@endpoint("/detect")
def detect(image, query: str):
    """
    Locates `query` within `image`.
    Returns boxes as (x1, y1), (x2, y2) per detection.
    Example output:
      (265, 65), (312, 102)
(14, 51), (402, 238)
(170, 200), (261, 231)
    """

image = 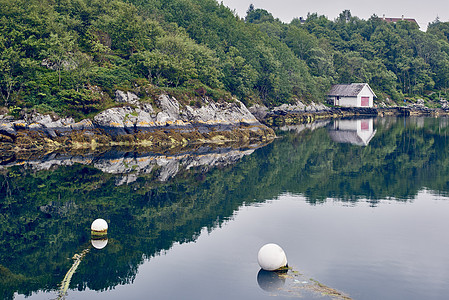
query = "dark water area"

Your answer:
(1, 116), (449, 300)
